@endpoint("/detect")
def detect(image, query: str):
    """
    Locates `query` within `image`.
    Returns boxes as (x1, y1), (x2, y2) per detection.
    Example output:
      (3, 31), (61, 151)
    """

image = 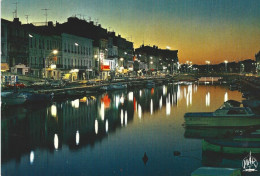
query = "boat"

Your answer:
(191, 167), (241, 176)
(146, 81), (155, 88)
(21, 92), (53, 103)
(202, 136), (260, 155)
(1, 92), (28, 106)
(184, 127), (252, 139)
(100, 83), (127, 91)
(242, 99), (260, 109)
(184, 100), (260, 127)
